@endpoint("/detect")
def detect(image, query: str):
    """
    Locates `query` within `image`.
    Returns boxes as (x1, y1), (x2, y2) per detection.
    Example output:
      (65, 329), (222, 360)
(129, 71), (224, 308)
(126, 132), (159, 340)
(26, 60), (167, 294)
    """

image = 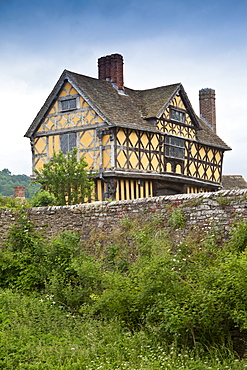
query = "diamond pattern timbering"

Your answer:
(78, 130), (101, 170)
(116, 128), (164, 172)
(116, 127), (223, 182)
(185, 142), (223, 182)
